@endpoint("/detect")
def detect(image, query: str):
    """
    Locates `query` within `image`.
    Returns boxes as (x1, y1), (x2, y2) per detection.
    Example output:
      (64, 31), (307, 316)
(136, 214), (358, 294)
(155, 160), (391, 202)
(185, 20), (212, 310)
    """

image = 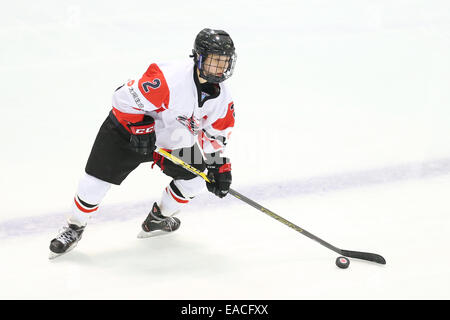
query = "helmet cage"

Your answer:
(194, 50), (237, 83)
